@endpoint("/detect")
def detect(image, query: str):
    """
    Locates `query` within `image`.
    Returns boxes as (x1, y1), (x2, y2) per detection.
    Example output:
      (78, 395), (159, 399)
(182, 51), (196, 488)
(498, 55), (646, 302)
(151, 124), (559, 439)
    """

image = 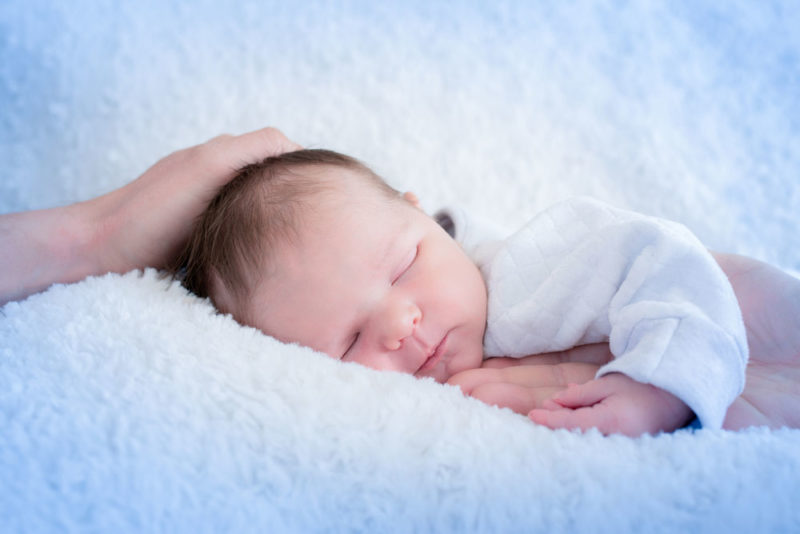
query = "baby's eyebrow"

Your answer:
(375, 238), (395, 271)
(375, 220), (411, 271)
